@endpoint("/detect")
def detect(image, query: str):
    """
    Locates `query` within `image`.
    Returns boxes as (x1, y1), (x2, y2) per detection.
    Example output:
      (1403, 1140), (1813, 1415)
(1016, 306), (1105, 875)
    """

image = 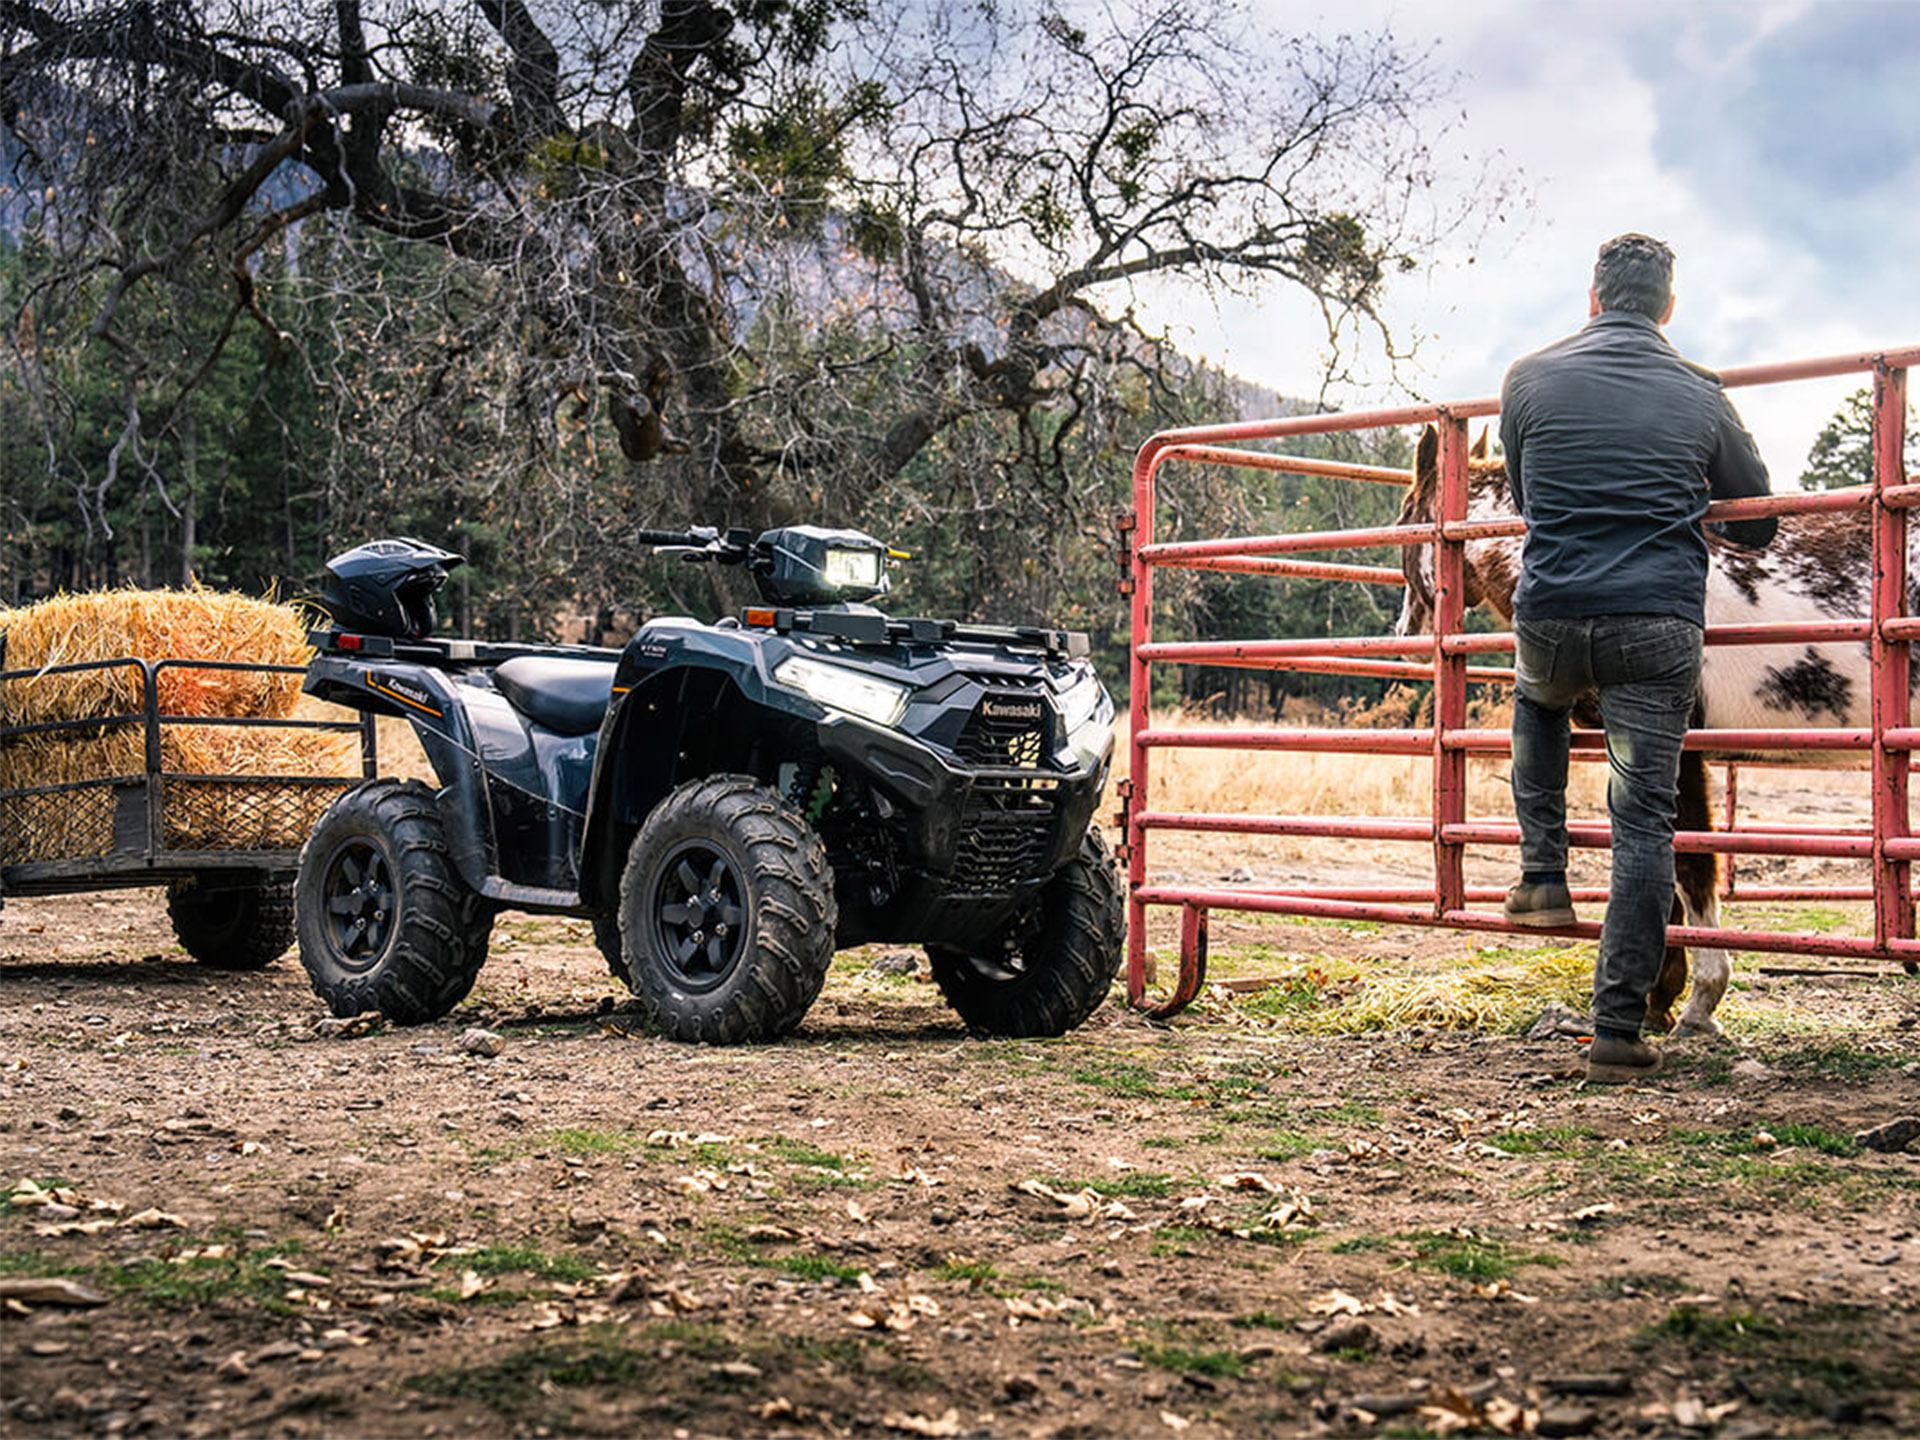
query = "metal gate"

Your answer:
(1120, 345), (1920, 1017)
